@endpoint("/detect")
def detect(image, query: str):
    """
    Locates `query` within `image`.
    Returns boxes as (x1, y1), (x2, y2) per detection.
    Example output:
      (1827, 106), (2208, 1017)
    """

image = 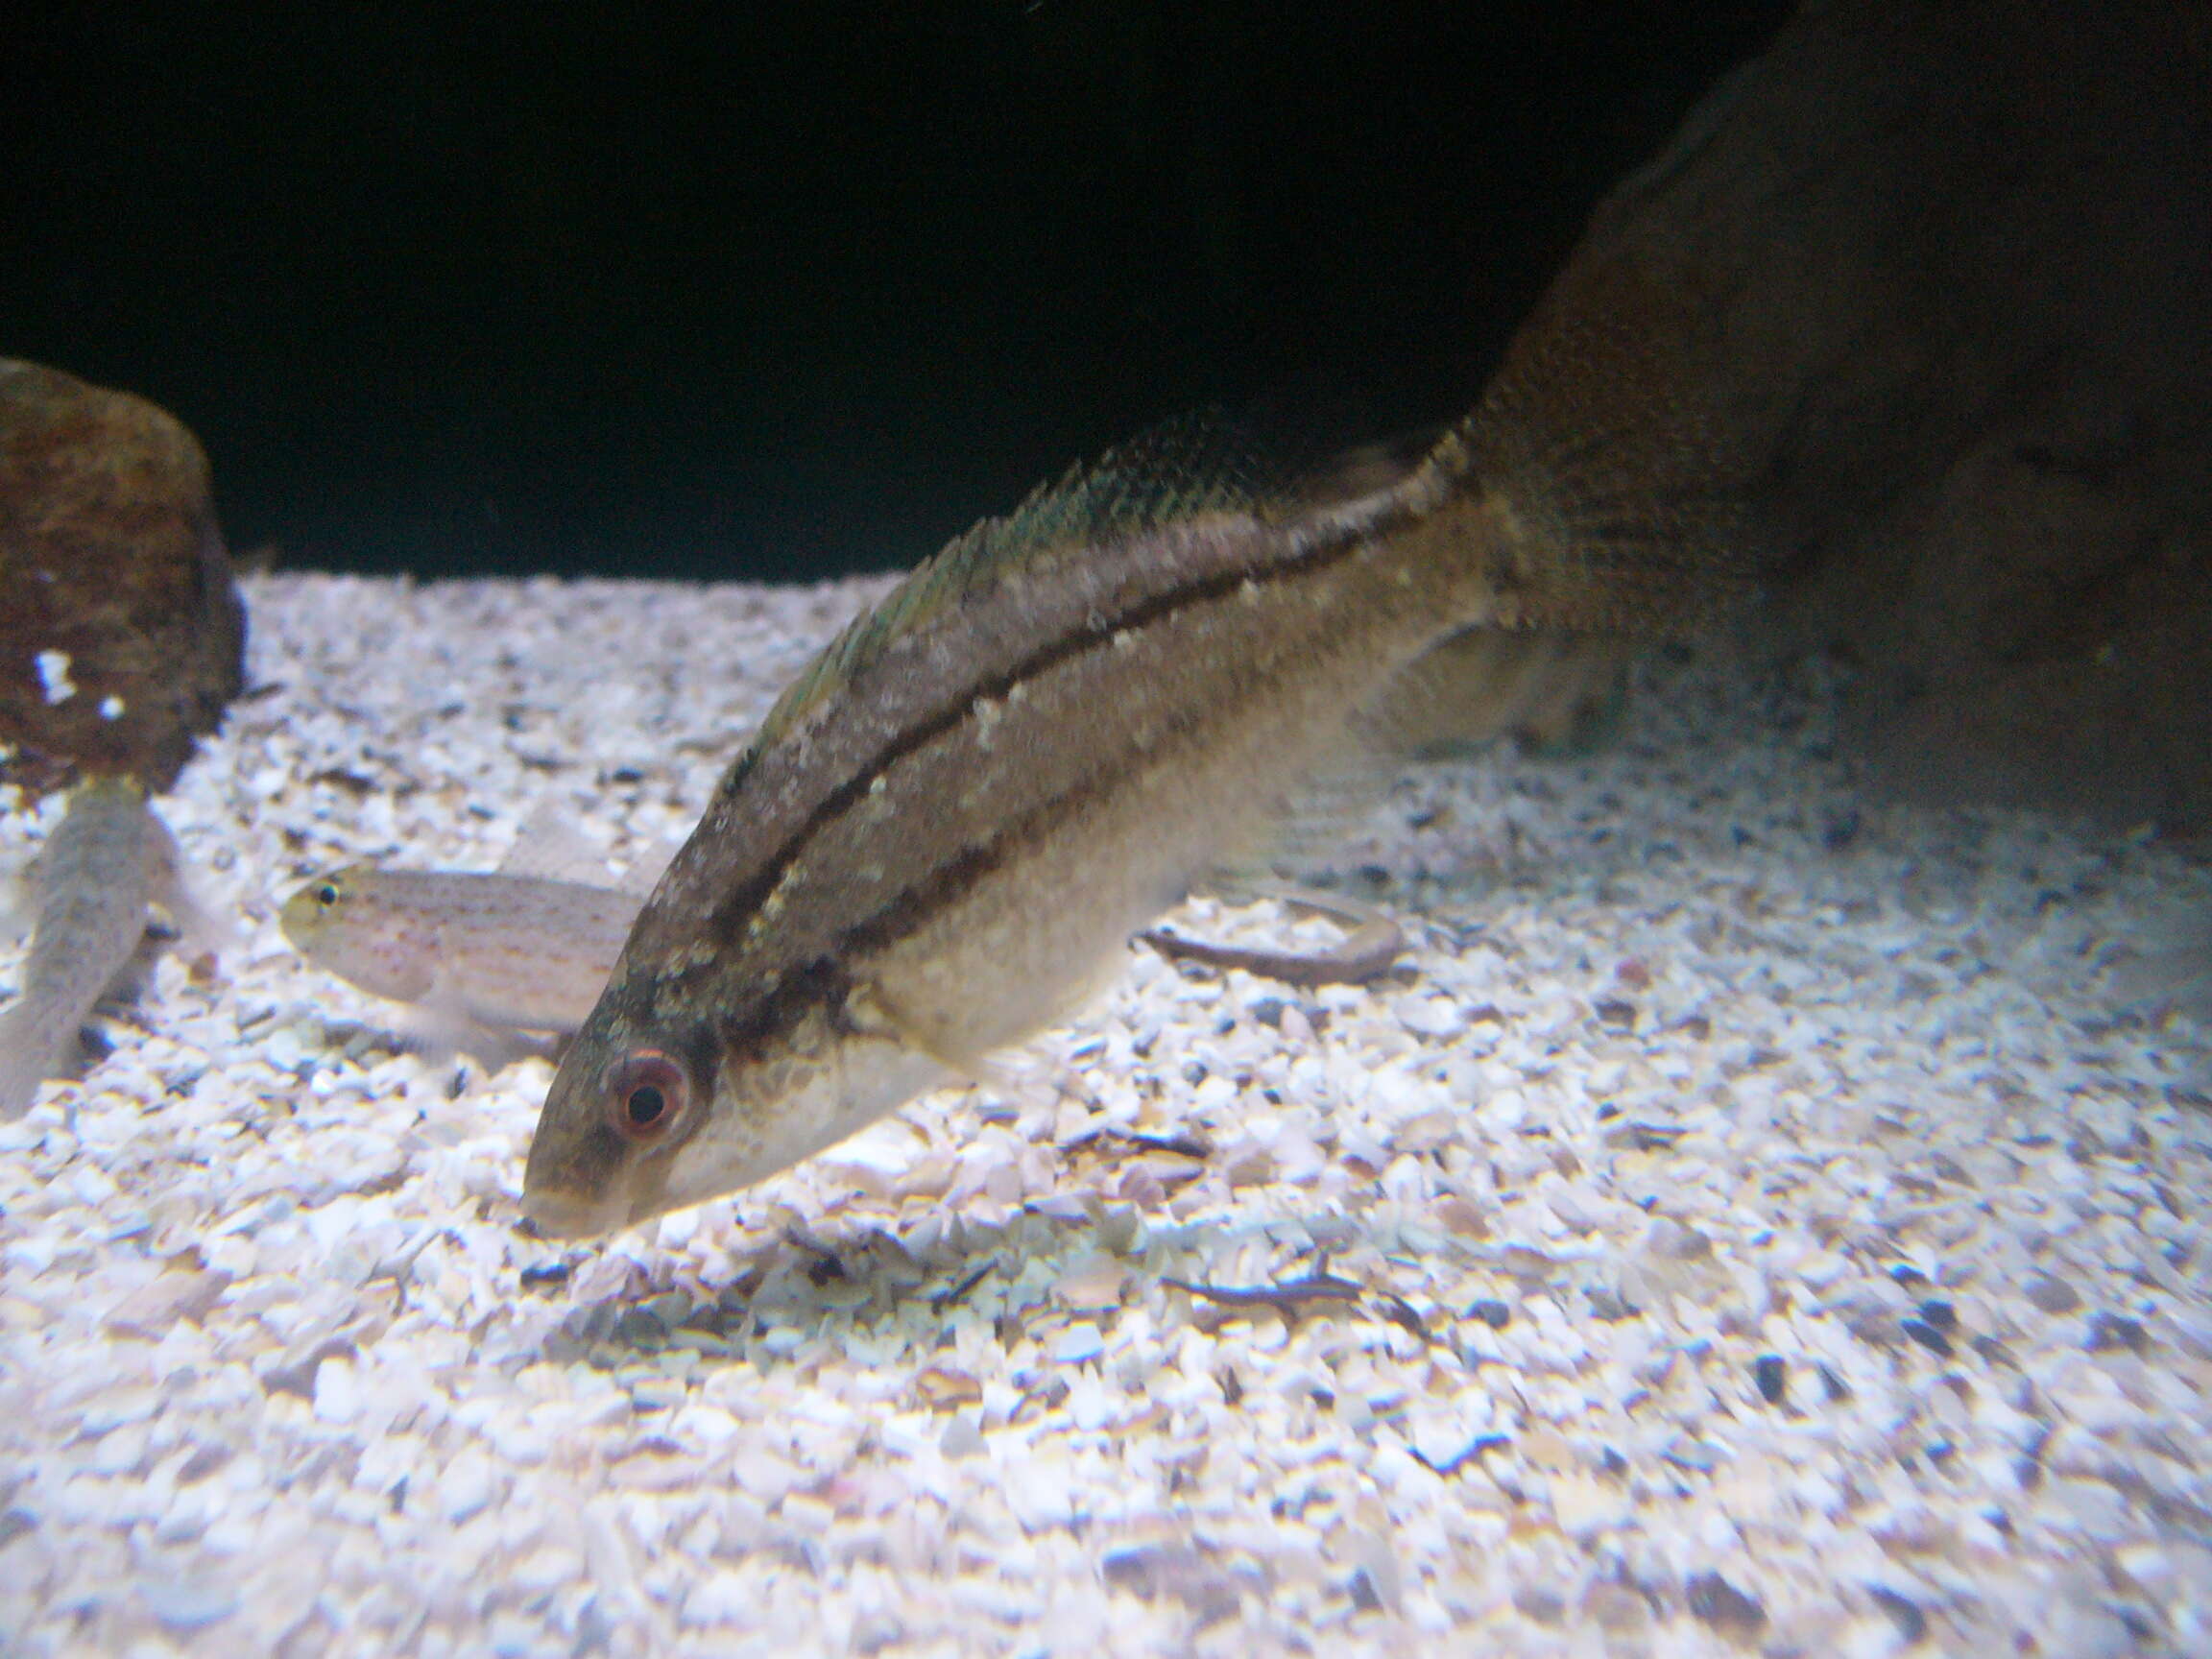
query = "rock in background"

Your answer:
(0, 360), (247, 799)
(1542, 0), (2212, 830)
